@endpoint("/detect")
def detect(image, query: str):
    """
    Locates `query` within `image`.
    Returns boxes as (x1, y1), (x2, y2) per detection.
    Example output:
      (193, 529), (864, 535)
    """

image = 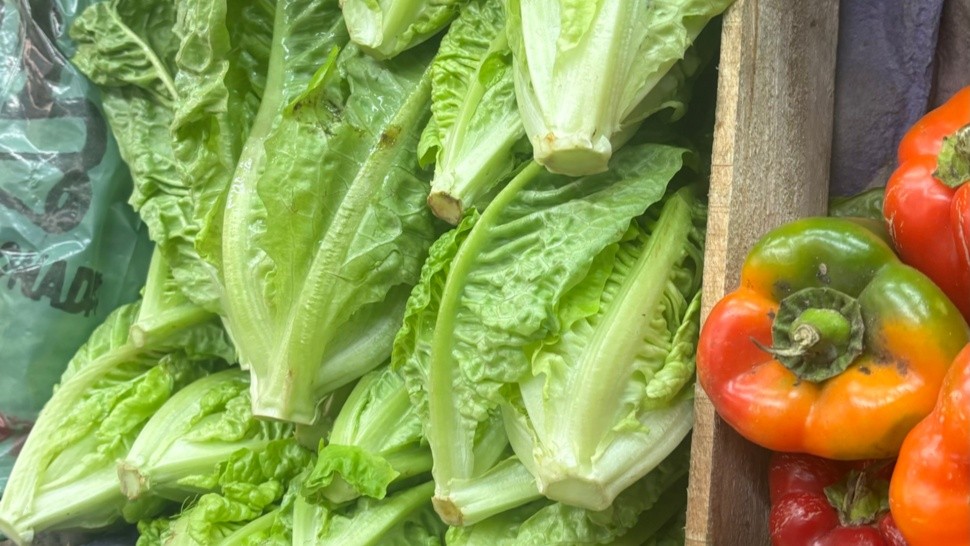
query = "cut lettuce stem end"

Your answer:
(0, 516), (28, 546)
(533, 132), (612, 176)
(249, 371), (318, 425)
(117, 461), (148, 500)
(428, 190), (464, 225)
(431, 458), (542, 527)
